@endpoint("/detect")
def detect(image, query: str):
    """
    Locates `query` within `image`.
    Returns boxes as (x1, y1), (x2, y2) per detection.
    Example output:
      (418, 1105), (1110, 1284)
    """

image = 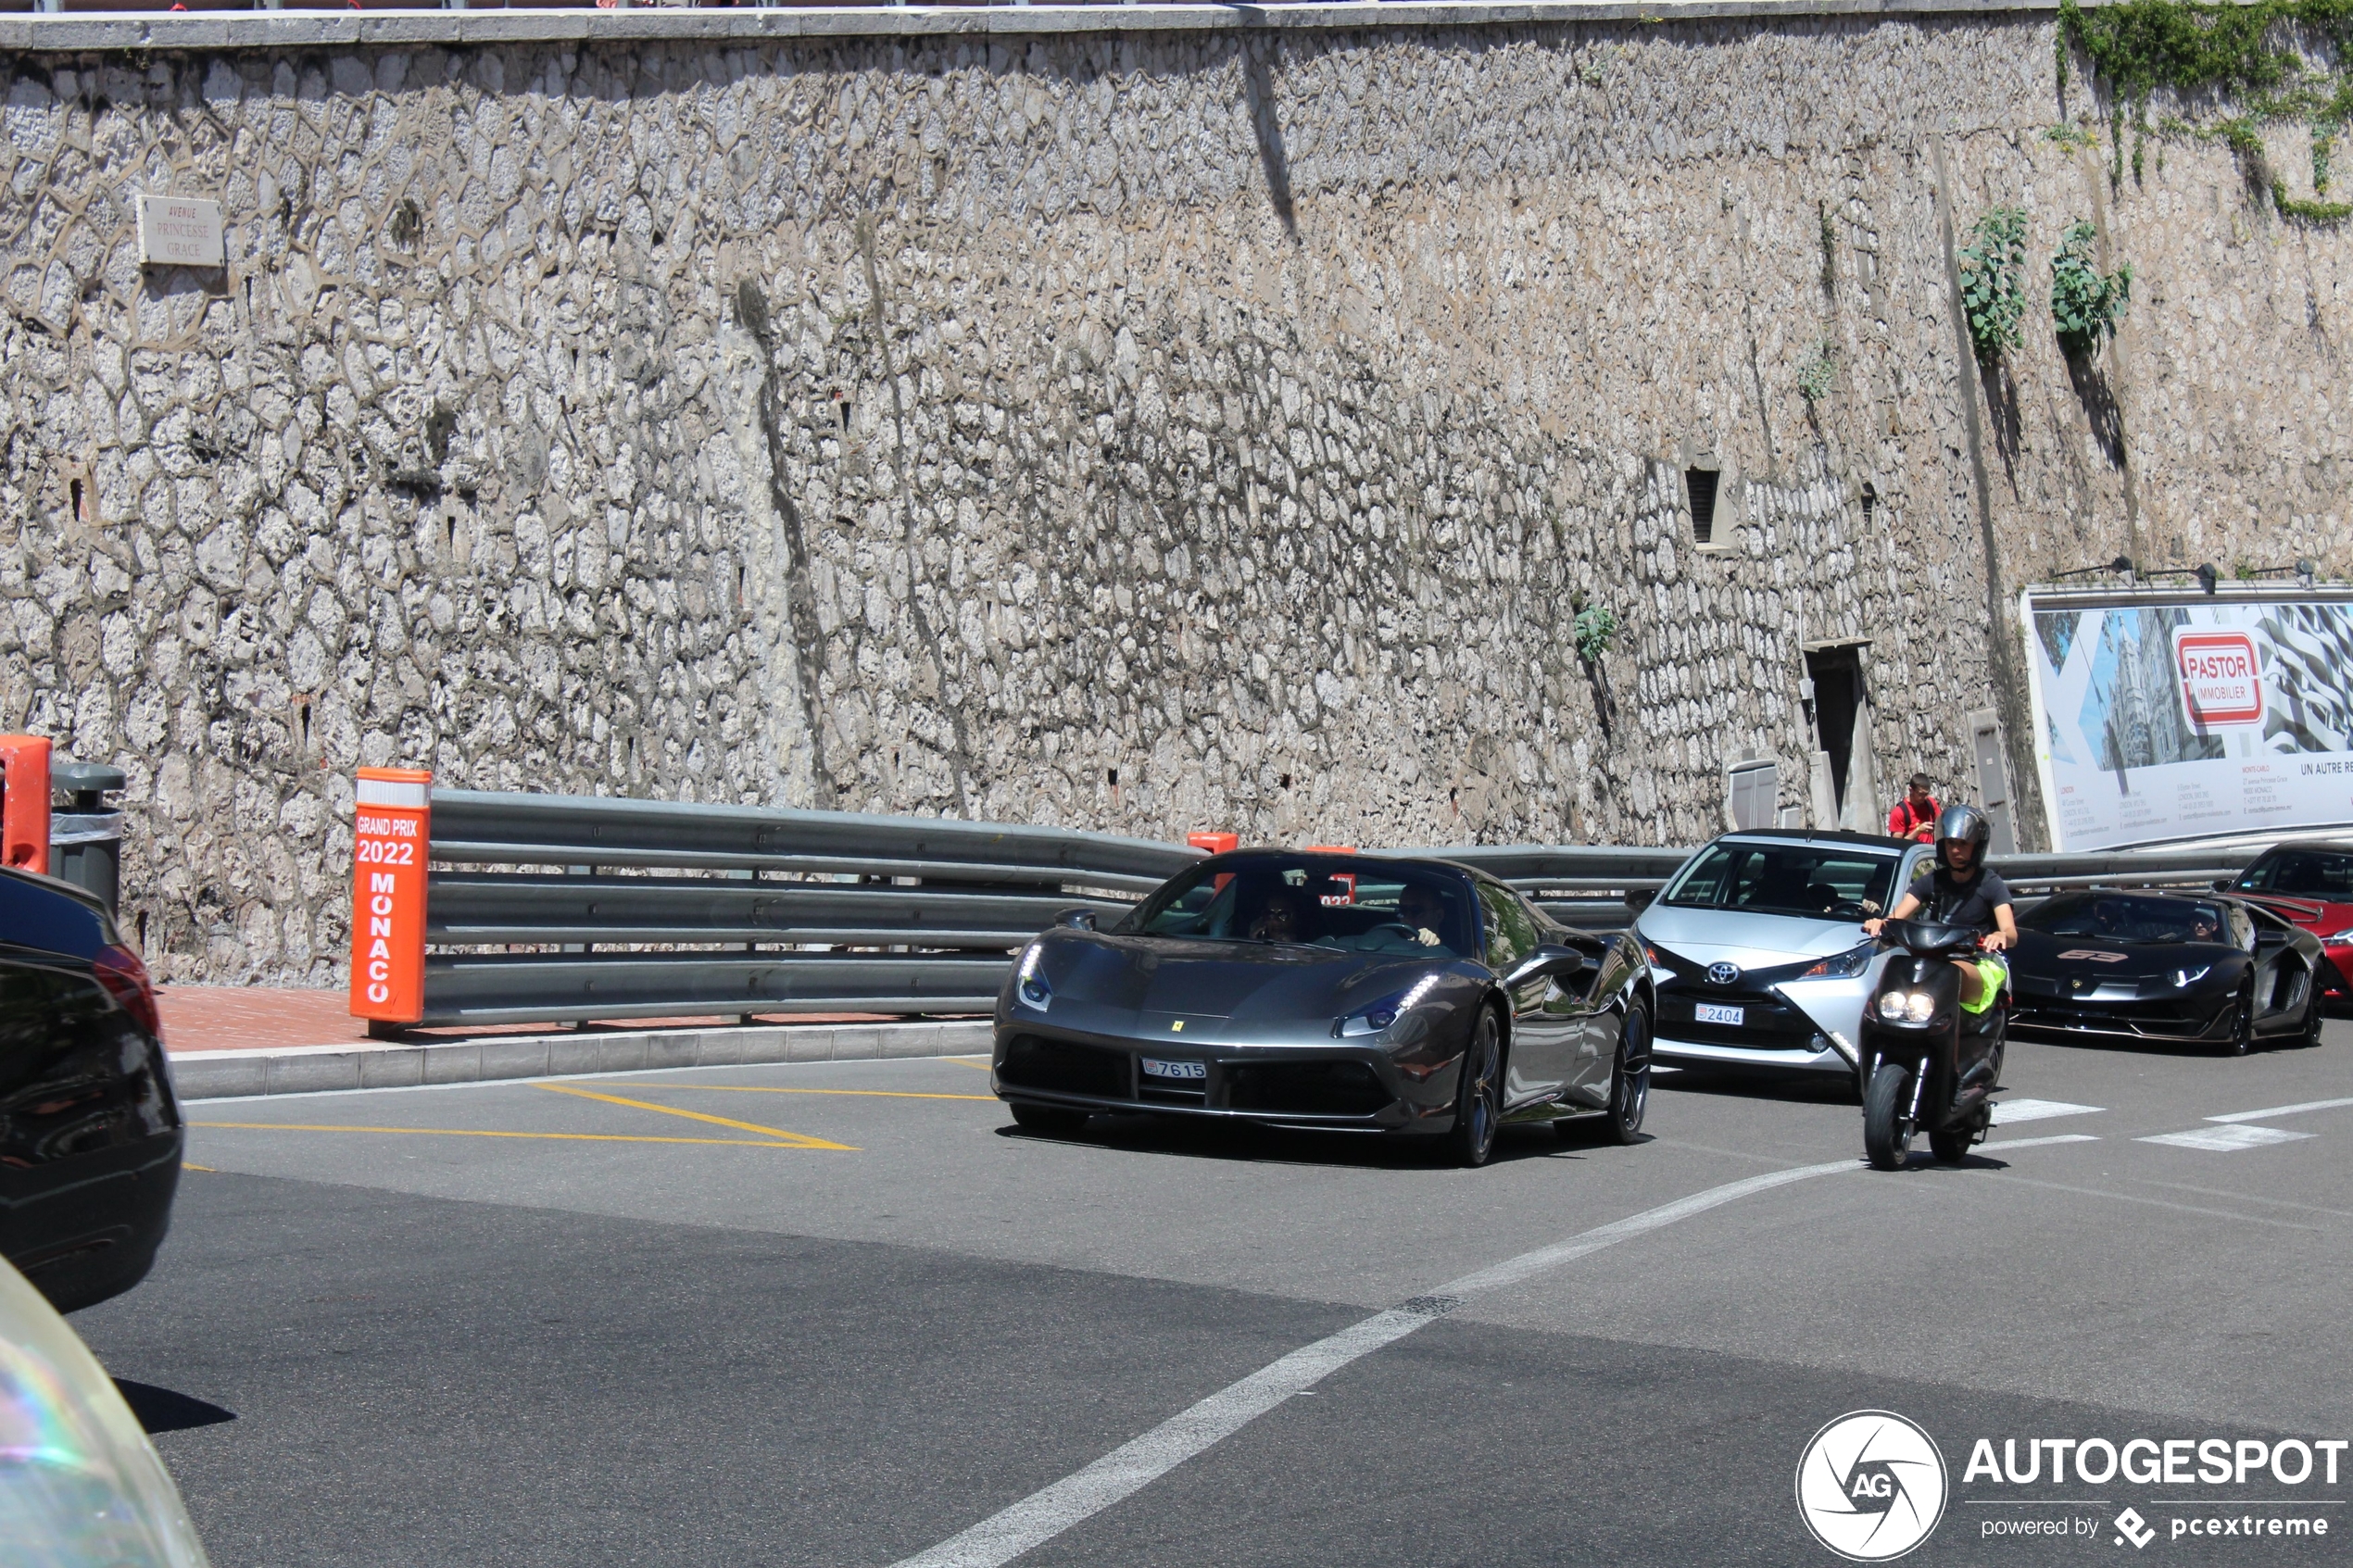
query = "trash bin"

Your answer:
(49, 761), (125, 916)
